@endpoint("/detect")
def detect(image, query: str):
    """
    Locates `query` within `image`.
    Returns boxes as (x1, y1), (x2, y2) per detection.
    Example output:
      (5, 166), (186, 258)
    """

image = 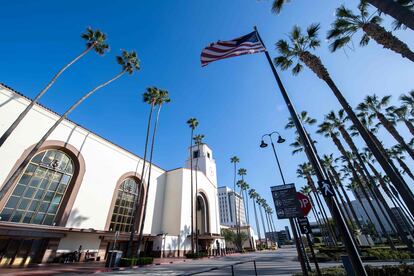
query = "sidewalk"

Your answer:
(0, 254), (238, 275)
